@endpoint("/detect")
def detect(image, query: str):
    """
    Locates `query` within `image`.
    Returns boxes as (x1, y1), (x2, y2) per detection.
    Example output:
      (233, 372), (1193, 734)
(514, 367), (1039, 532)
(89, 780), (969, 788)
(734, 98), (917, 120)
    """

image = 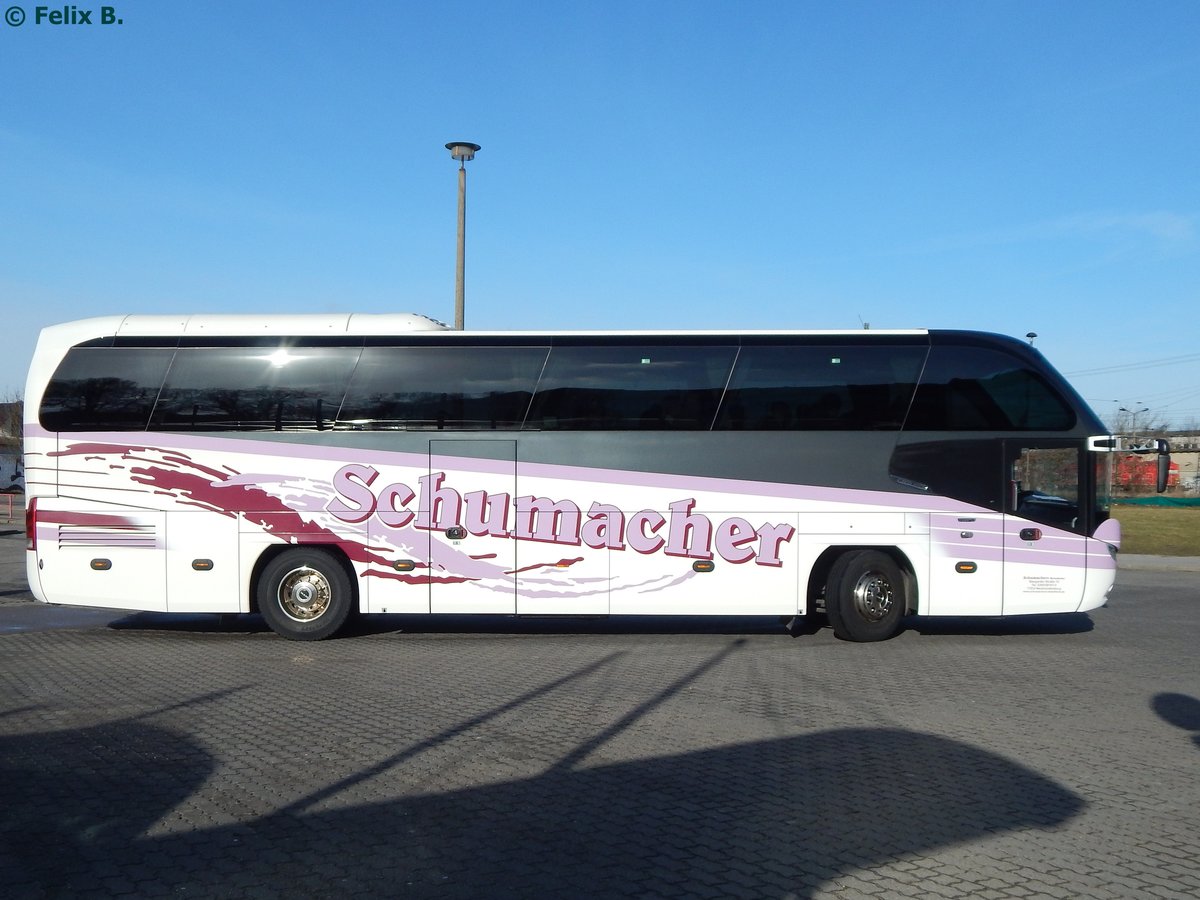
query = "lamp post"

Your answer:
(445, 141), (481, 331)
(1119, 405), (1150, 445)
